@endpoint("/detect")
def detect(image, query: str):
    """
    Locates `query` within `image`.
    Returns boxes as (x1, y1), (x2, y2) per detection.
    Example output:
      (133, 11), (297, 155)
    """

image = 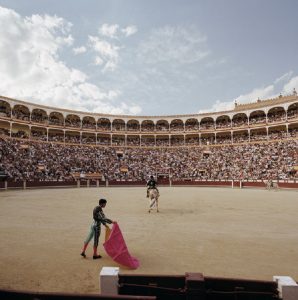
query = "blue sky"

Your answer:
(0, 0), (297, 115)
